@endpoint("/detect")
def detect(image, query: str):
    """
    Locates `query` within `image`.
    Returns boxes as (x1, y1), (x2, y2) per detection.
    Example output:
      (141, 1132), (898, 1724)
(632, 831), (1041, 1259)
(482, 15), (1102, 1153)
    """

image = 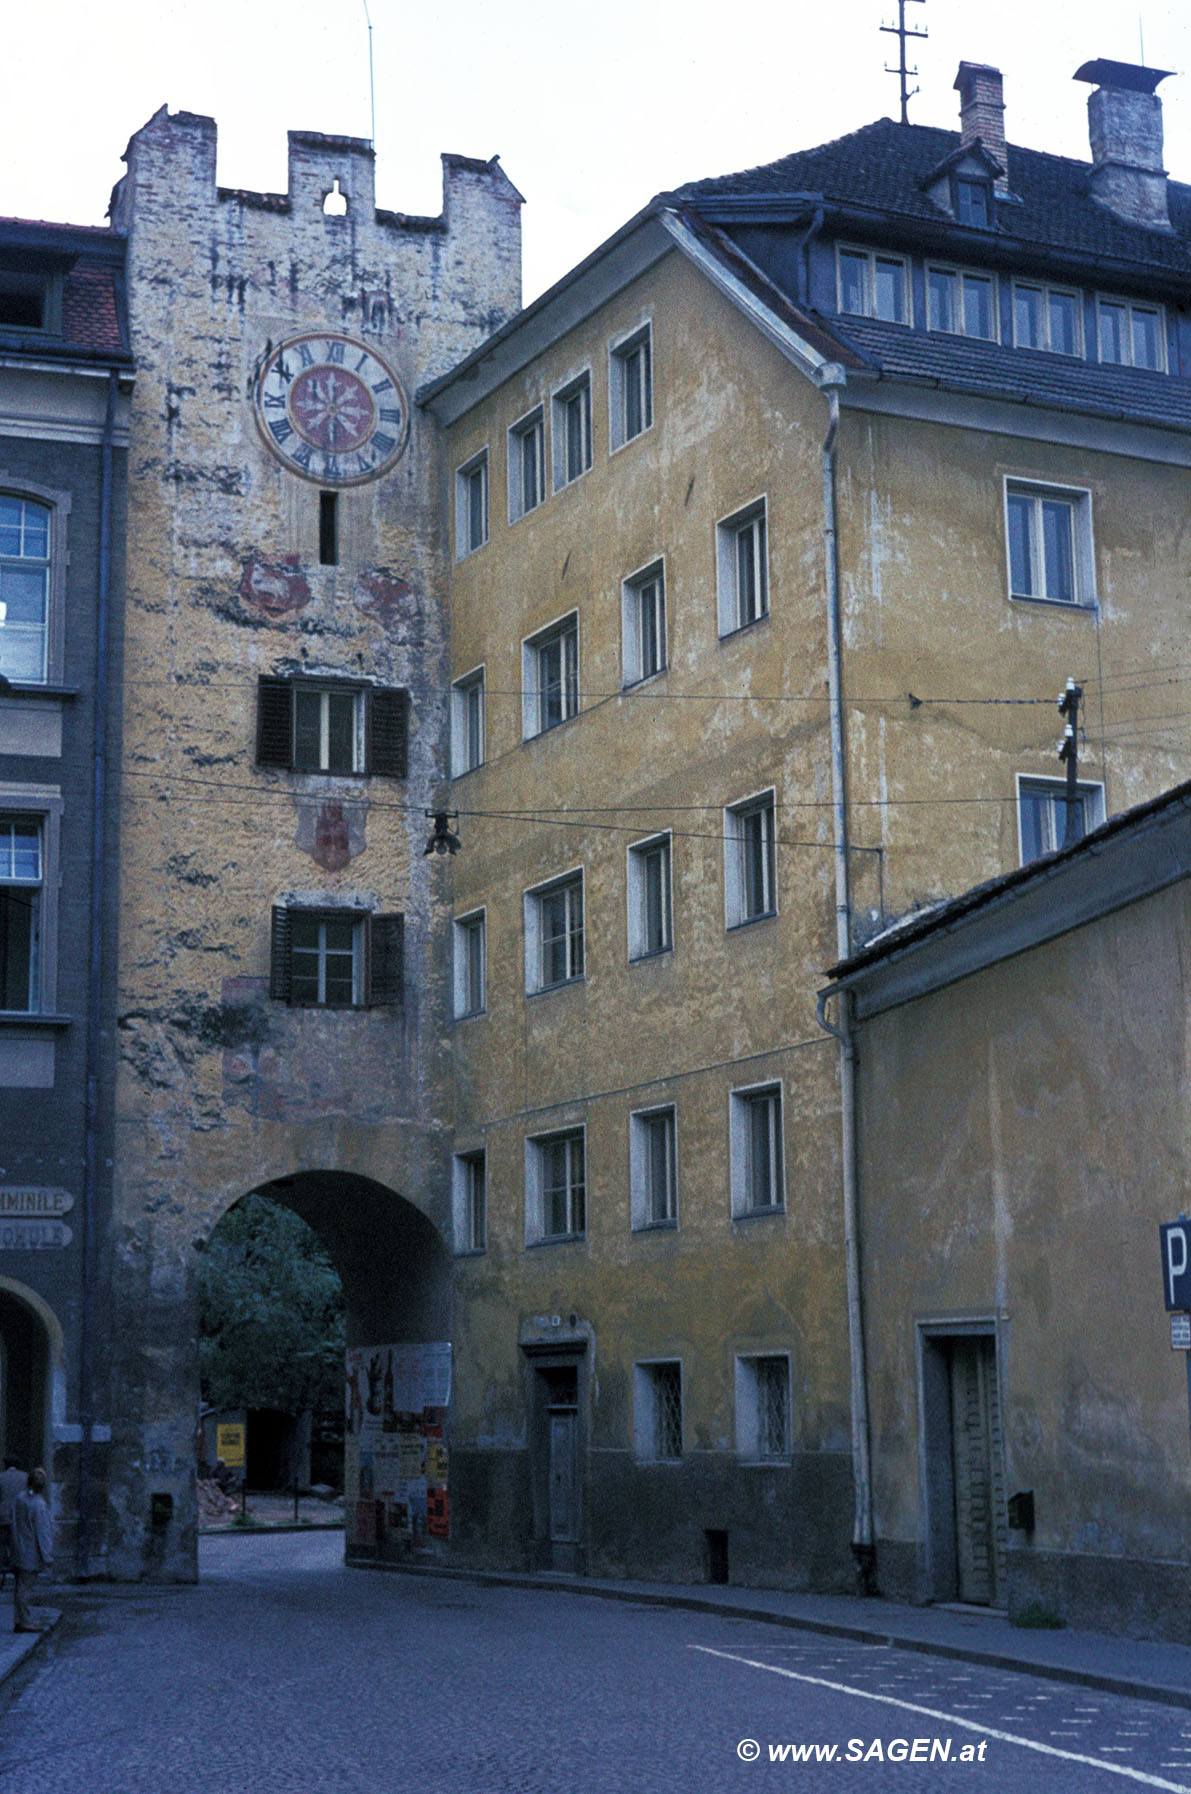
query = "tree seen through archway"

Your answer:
(198, 1193), (345, 1491)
